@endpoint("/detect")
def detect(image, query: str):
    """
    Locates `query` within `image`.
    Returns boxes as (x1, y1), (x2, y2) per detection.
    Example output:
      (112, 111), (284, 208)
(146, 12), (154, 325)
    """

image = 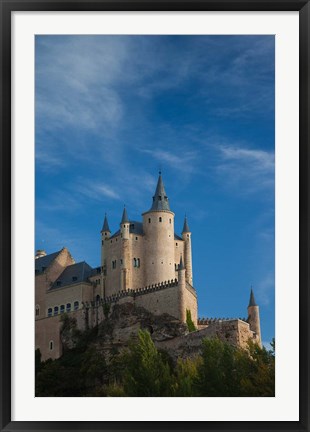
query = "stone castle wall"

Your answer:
(156, 319), (255, 361)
